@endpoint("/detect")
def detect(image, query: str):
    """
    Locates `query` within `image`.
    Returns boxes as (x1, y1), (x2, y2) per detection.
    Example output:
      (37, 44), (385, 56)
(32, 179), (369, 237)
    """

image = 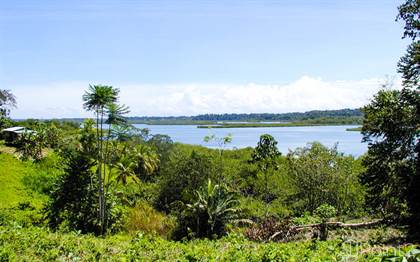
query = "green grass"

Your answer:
(0, 151), (62, 228)
(346, 127), (362, 132)
(0, 153), (44, 209)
